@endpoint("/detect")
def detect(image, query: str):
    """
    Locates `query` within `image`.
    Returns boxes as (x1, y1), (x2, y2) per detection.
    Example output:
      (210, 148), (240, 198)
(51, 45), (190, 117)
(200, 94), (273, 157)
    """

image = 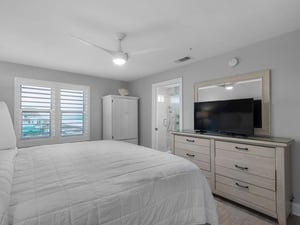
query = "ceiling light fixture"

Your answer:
(225, 86), (233, 90)
(112, 52), (128, 66)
